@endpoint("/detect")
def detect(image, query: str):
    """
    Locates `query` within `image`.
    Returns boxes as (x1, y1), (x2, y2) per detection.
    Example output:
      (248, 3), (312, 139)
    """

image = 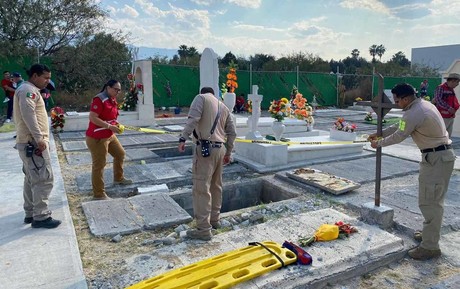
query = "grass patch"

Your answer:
(365, 117), (400, 126)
